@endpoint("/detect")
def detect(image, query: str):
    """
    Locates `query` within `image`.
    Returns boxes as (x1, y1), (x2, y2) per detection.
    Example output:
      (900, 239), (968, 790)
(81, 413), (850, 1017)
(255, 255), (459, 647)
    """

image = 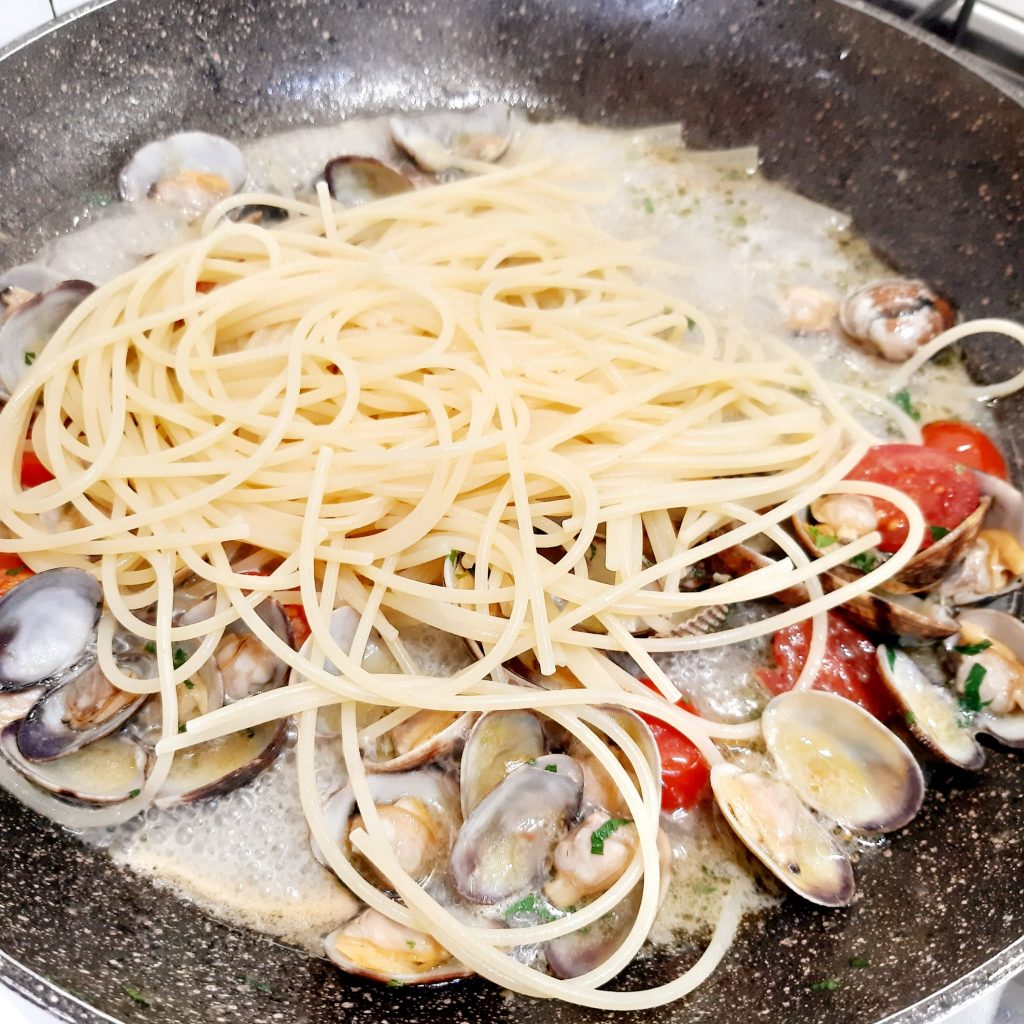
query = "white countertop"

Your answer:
(2, 2), (1024, 1023)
